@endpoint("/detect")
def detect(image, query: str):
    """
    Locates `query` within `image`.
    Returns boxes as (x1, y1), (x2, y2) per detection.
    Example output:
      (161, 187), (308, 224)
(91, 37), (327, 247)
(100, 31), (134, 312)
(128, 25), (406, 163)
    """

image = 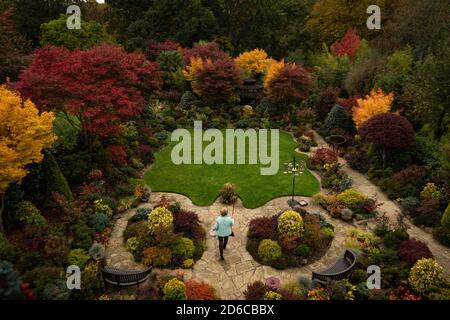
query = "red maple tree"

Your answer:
(183, 42), (229, 65)
(331, 28), (361, 57)
(192, 57), (242, 104)
(16, 44), (161, 141)
(147, 40), (181, 60)
(266, 63), (314, 107)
